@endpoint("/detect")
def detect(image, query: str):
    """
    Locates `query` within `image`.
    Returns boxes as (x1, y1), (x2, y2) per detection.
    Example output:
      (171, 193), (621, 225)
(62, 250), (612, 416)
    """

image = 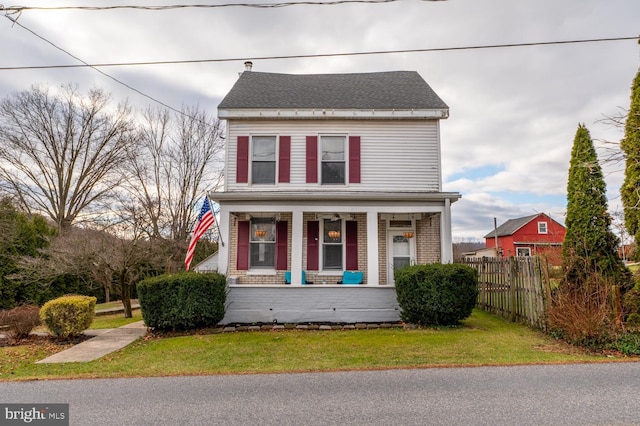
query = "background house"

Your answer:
(212, 63), (460, 323)
(484, 213), (566, 265)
